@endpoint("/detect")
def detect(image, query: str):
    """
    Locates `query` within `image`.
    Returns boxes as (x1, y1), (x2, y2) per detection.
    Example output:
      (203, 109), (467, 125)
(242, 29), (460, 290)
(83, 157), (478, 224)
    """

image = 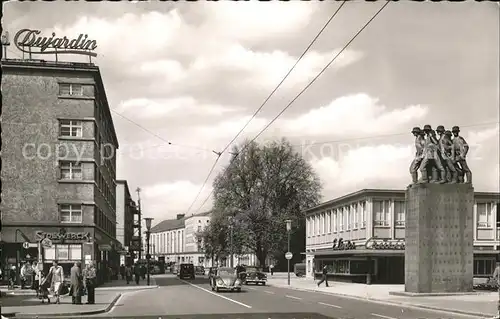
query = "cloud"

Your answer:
(116, 97), (238, 118)
(142, 180), (213, 220)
